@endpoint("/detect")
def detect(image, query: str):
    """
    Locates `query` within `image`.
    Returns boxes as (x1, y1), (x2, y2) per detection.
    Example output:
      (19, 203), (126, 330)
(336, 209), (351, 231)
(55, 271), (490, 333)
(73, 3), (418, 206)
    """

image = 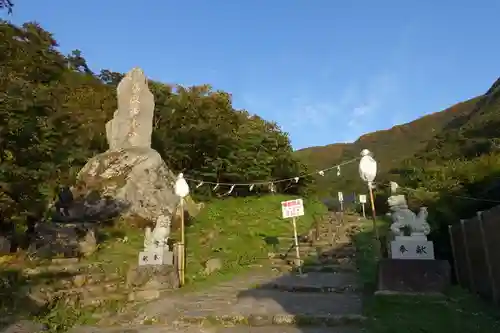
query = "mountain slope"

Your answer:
(295, 97), (479, 194)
